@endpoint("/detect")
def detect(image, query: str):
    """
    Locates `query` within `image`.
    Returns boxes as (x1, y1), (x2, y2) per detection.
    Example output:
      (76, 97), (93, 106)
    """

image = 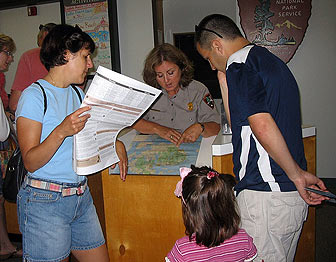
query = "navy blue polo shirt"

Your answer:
(226, 45), (307, 194)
